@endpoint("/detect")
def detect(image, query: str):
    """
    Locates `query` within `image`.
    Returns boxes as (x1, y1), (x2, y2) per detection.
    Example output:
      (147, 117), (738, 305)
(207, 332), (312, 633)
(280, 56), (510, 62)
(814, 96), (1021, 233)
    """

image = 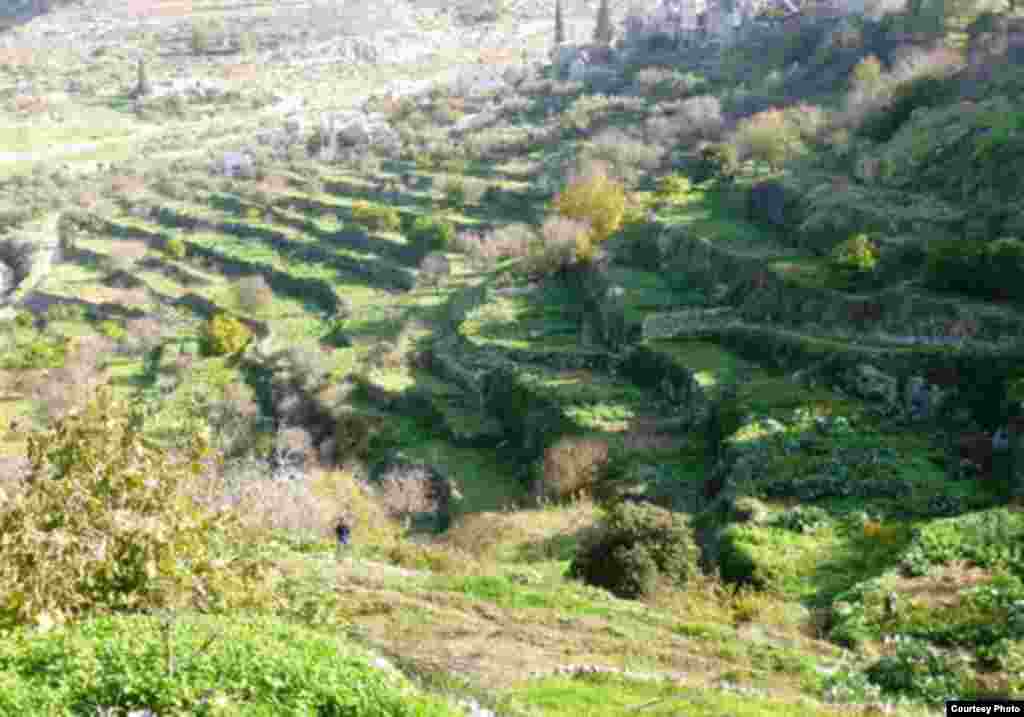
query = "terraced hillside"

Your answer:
(2, 0), (1024, 715)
